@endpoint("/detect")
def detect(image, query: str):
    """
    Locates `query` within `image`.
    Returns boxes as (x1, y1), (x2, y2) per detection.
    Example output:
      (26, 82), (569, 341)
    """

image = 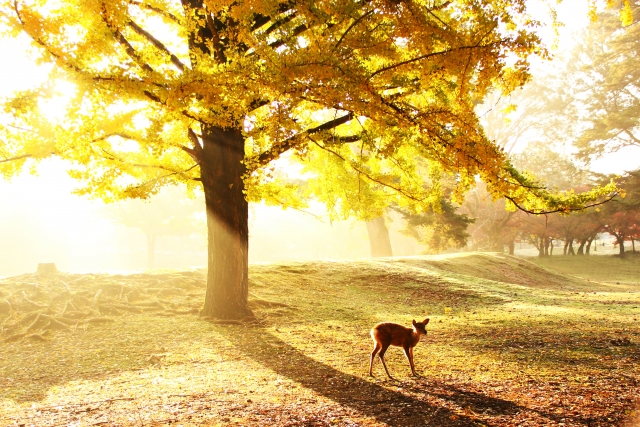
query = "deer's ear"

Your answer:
(412, 319), (417, 326)
(423, 318), (430, 325)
